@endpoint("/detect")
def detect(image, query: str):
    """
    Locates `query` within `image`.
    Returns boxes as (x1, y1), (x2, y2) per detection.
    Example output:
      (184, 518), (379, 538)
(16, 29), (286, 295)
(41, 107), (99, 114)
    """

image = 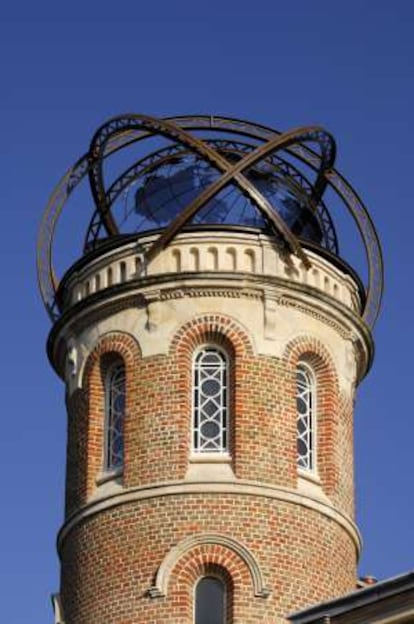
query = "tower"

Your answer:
(38, 114), (383, 624)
